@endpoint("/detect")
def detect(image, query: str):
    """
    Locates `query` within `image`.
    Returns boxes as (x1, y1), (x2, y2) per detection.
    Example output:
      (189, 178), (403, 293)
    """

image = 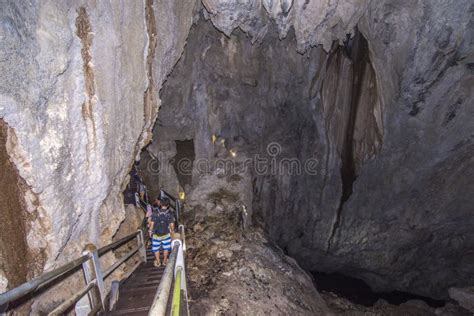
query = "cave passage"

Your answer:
(1, 1), (473, 315)
(171, 139), (195, 192)
(312, 271), (447, 307)
(138, 9), (473, 312)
